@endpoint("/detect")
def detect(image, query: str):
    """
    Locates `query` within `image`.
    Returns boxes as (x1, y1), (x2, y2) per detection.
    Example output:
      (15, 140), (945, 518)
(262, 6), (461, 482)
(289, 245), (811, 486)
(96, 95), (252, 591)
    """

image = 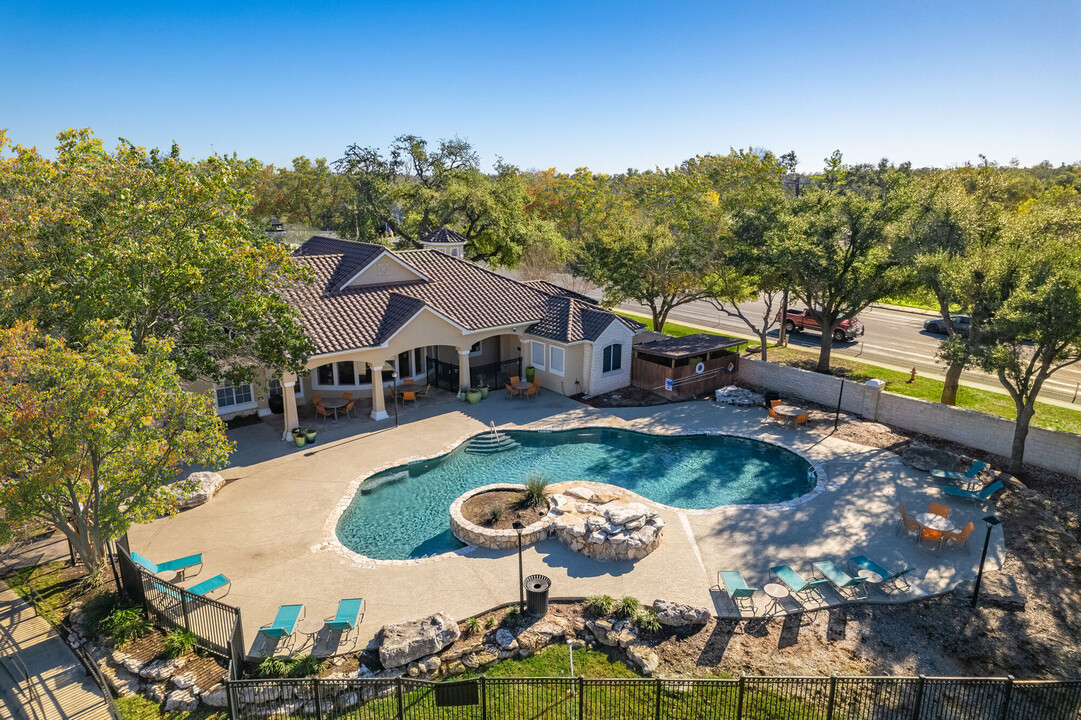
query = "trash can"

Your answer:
(763, 390), (781, 409)
(524, 574), (550, 617)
